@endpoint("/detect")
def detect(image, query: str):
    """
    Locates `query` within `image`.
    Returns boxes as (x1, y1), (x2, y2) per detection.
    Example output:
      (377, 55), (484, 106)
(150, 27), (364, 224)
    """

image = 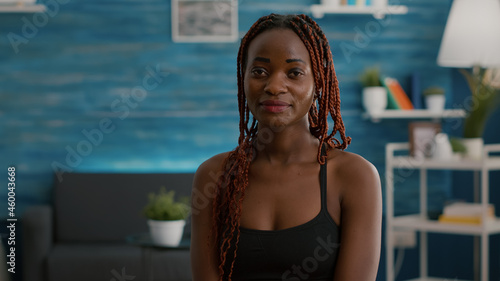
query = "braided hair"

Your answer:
(212, 13), (350, 280)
